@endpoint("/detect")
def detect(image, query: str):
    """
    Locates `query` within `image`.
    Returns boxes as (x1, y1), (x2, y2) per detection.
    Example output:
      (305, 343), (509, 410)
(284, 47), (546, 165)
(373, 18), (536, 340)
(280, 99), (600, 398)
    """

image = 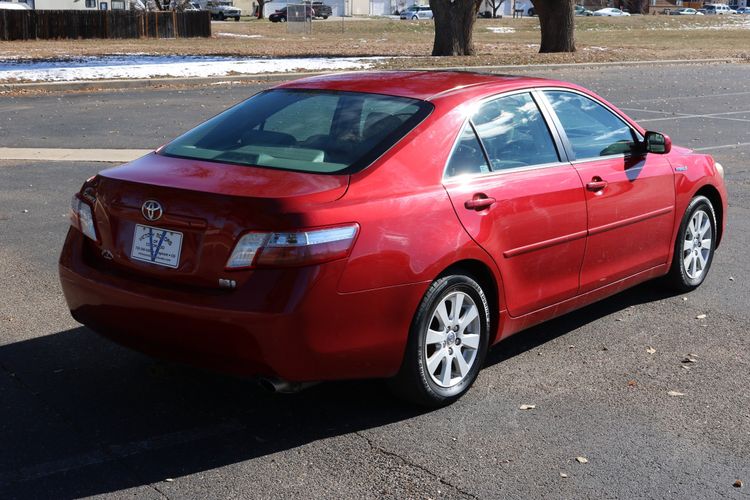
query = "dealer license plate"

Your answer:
(130, 224), (183, 269)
